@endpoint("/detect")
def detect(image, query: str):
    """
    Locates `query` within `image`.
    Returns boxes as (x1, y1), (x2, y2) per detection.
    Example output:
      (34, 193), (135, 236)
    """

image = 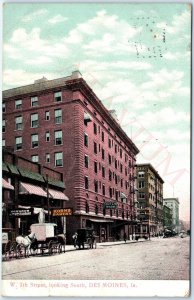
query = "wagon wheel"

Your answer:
(10, 242), (18, 259)
(3, 241), (11, 260)
(48, 240), (53, 255)
(16, 243), (26, 259)
(57, 243), (62, 254)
